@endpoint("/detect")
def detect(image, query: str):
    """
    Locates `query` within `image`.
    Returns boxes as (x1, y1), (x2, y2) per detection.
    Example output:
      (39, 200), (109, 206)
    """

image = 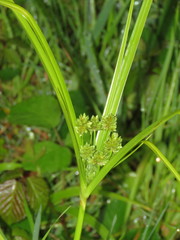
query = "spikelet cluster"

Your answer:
(76, 114), (122, 183)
